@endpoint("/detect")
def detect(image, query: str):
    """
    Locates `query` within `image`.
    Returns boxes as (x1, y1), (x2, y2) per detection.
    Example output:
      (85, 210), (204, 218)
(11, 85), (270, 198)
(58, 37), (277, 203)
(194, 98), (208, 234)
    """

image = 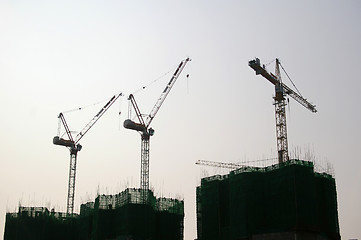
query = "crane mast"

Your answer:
(124, 58), (191, 203)
(248, 58), (316, 164)
(274, 59), (289, 163)
(53, 92), (122, 216)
